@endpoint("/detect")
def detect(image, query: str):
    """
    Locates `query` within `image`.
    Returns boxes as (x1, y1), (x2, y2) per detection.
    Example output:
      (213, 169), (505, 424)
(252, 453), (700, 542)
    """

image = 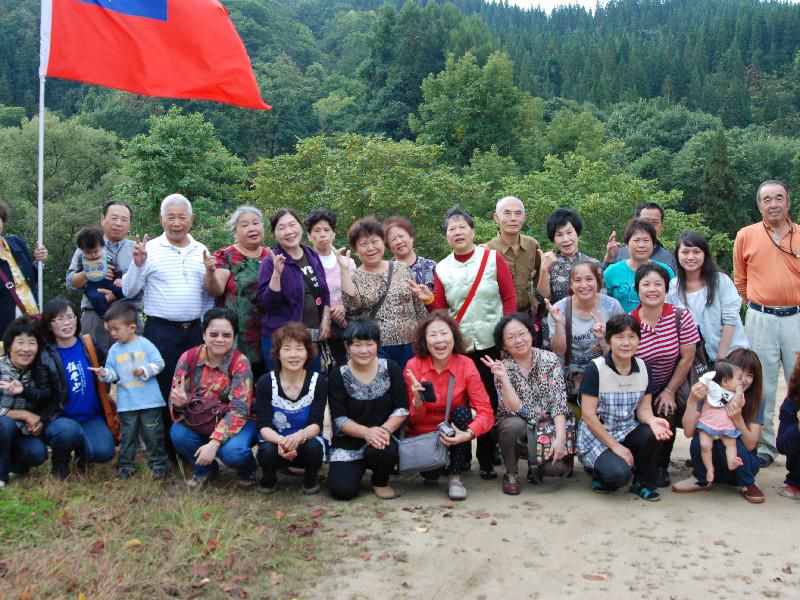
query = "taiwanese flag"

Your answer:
(40, 0), (270, 110)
